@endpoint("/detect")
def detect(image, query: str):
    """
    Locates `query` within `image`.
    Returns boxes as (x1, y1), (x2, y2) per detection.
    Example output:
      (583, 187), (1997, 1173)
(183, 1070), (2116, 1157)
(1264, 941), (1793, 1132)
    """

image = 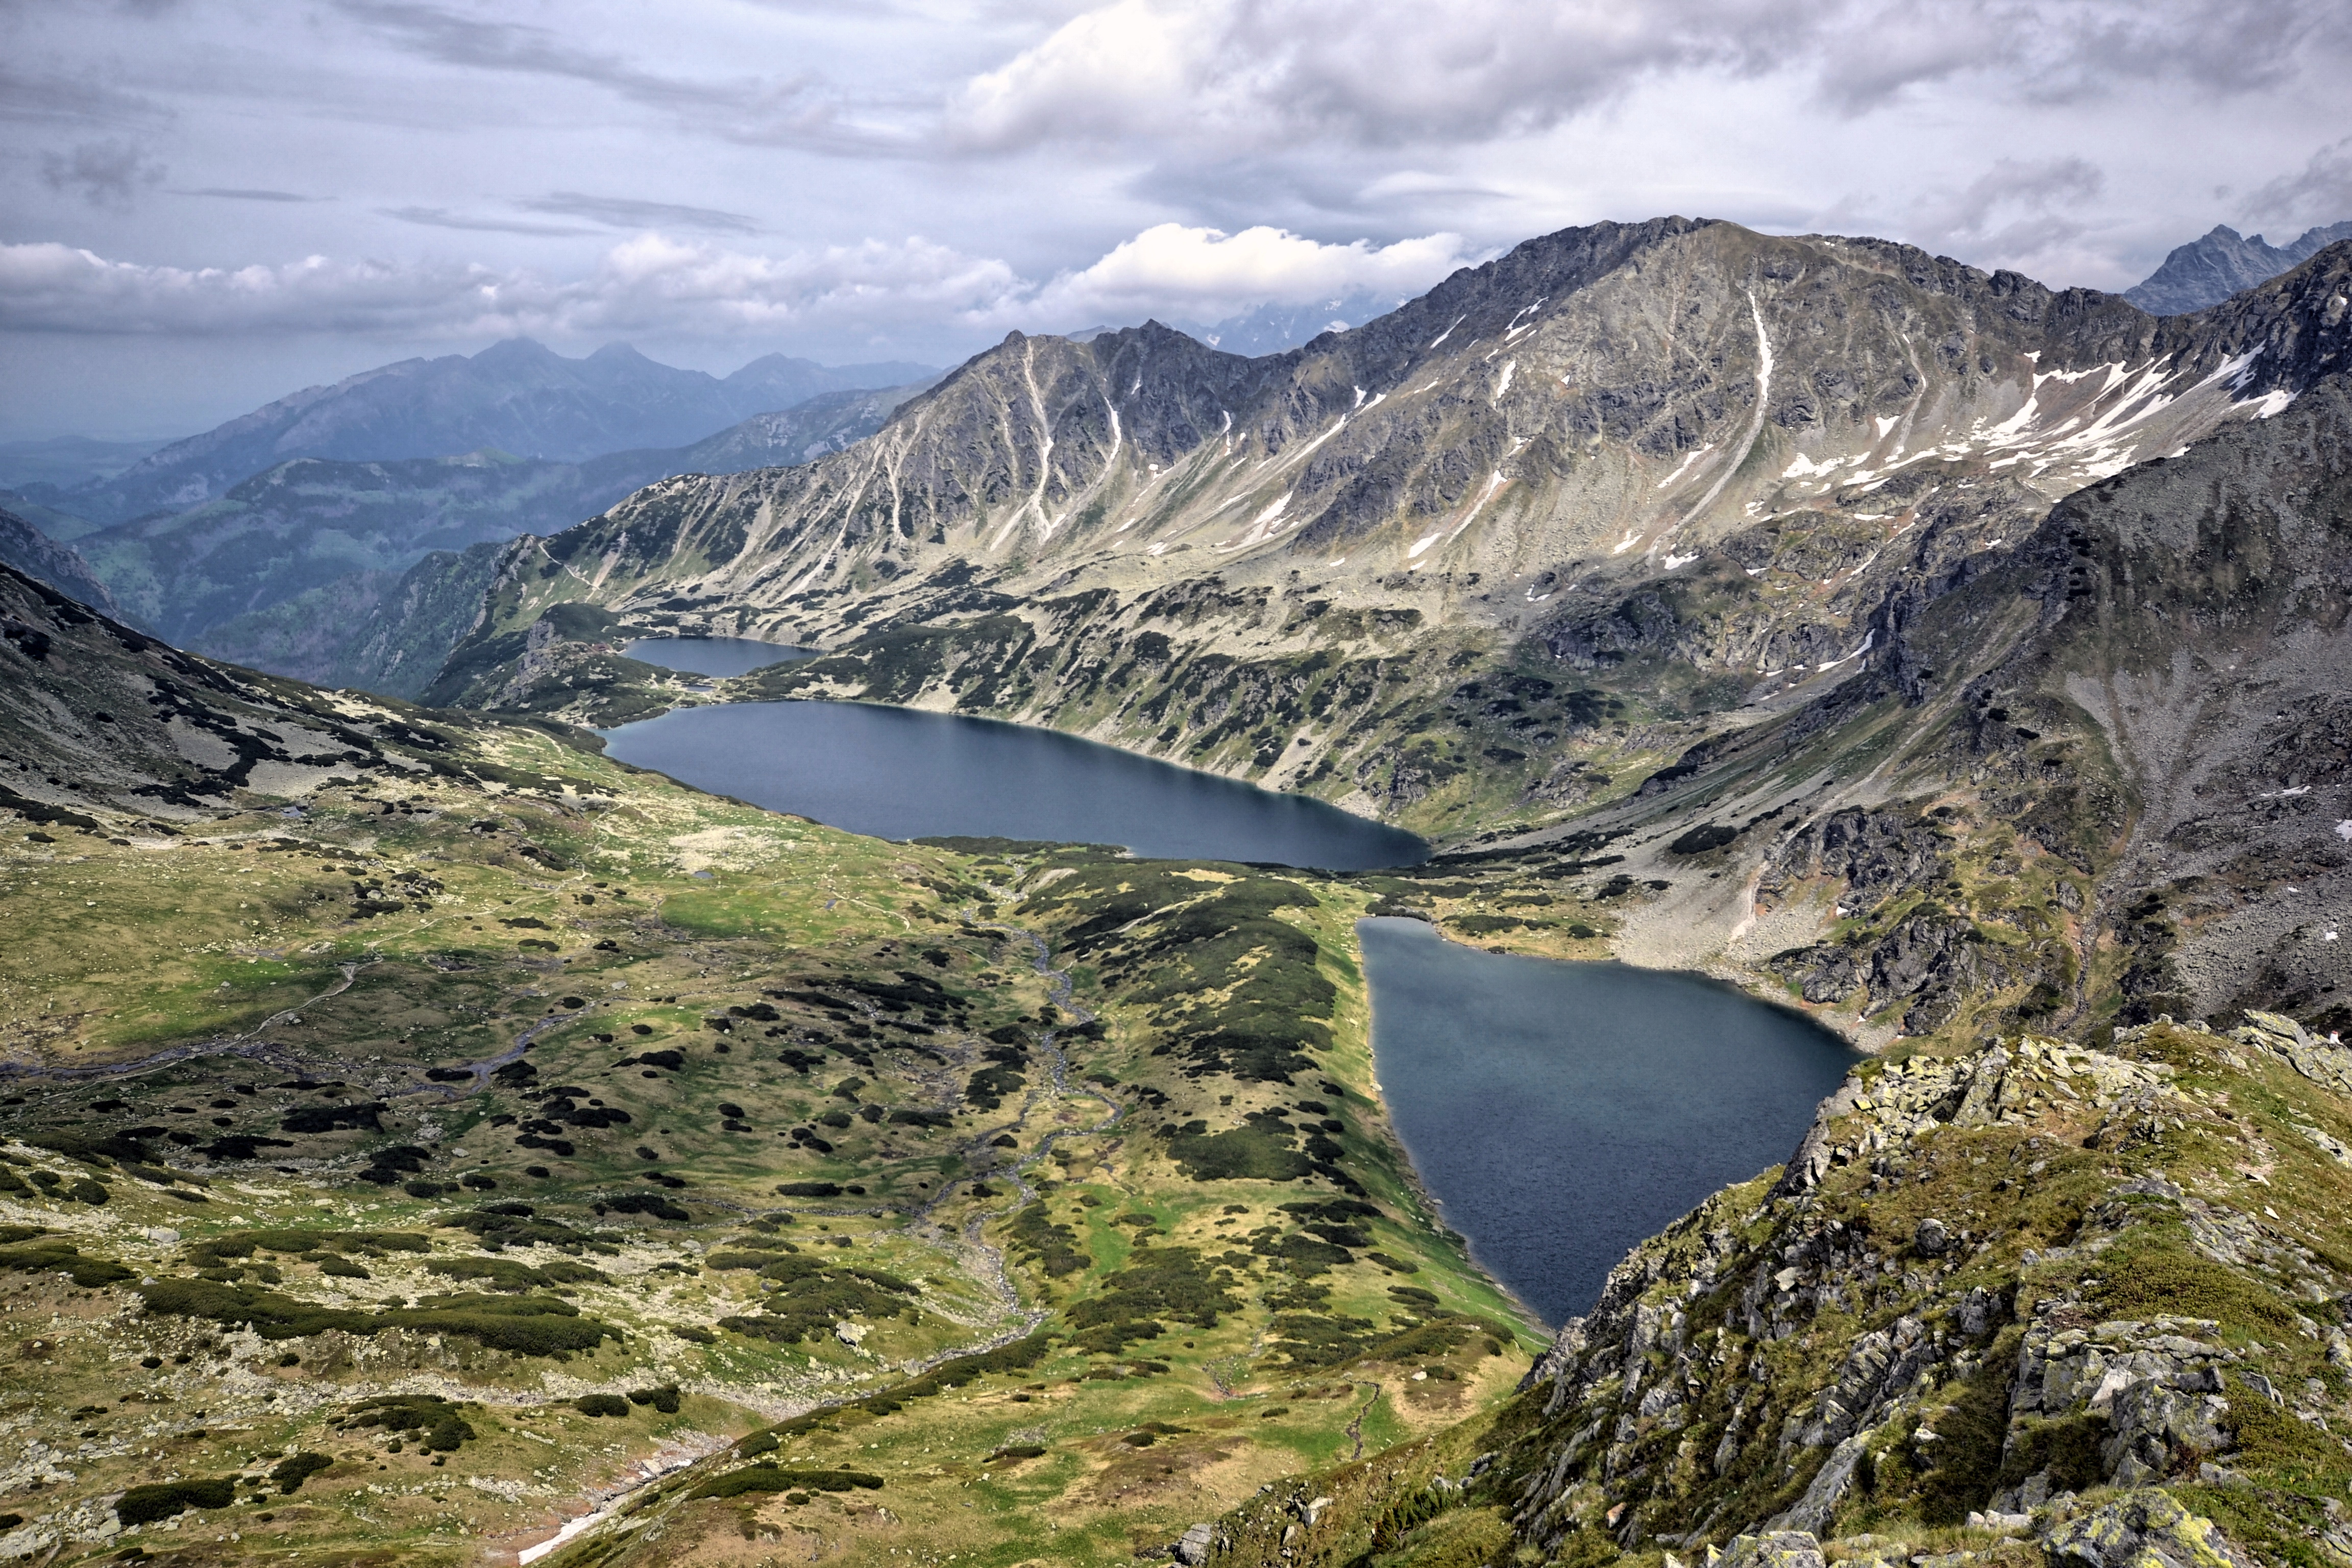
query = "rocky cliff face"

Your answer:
(1207, 1013), (2352, 1568)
